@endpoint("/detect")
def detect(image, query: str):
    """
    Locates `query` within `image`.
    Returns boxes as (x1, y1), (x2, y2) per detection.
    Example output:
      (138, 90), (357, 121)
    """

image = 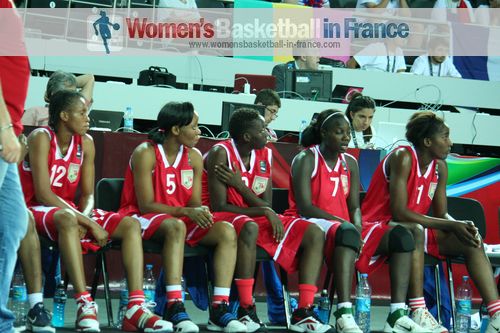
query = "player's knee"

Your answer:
(216, 222), (237, 245)
(239, 222), (258, 244)
(121, 217), (141, 234)
(54, 209), (78, 230)
(161, 218), (186, 237)
(406, 223), (424, 242)
(389, 225), (415, 253)
(335, 223), (361, 252)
